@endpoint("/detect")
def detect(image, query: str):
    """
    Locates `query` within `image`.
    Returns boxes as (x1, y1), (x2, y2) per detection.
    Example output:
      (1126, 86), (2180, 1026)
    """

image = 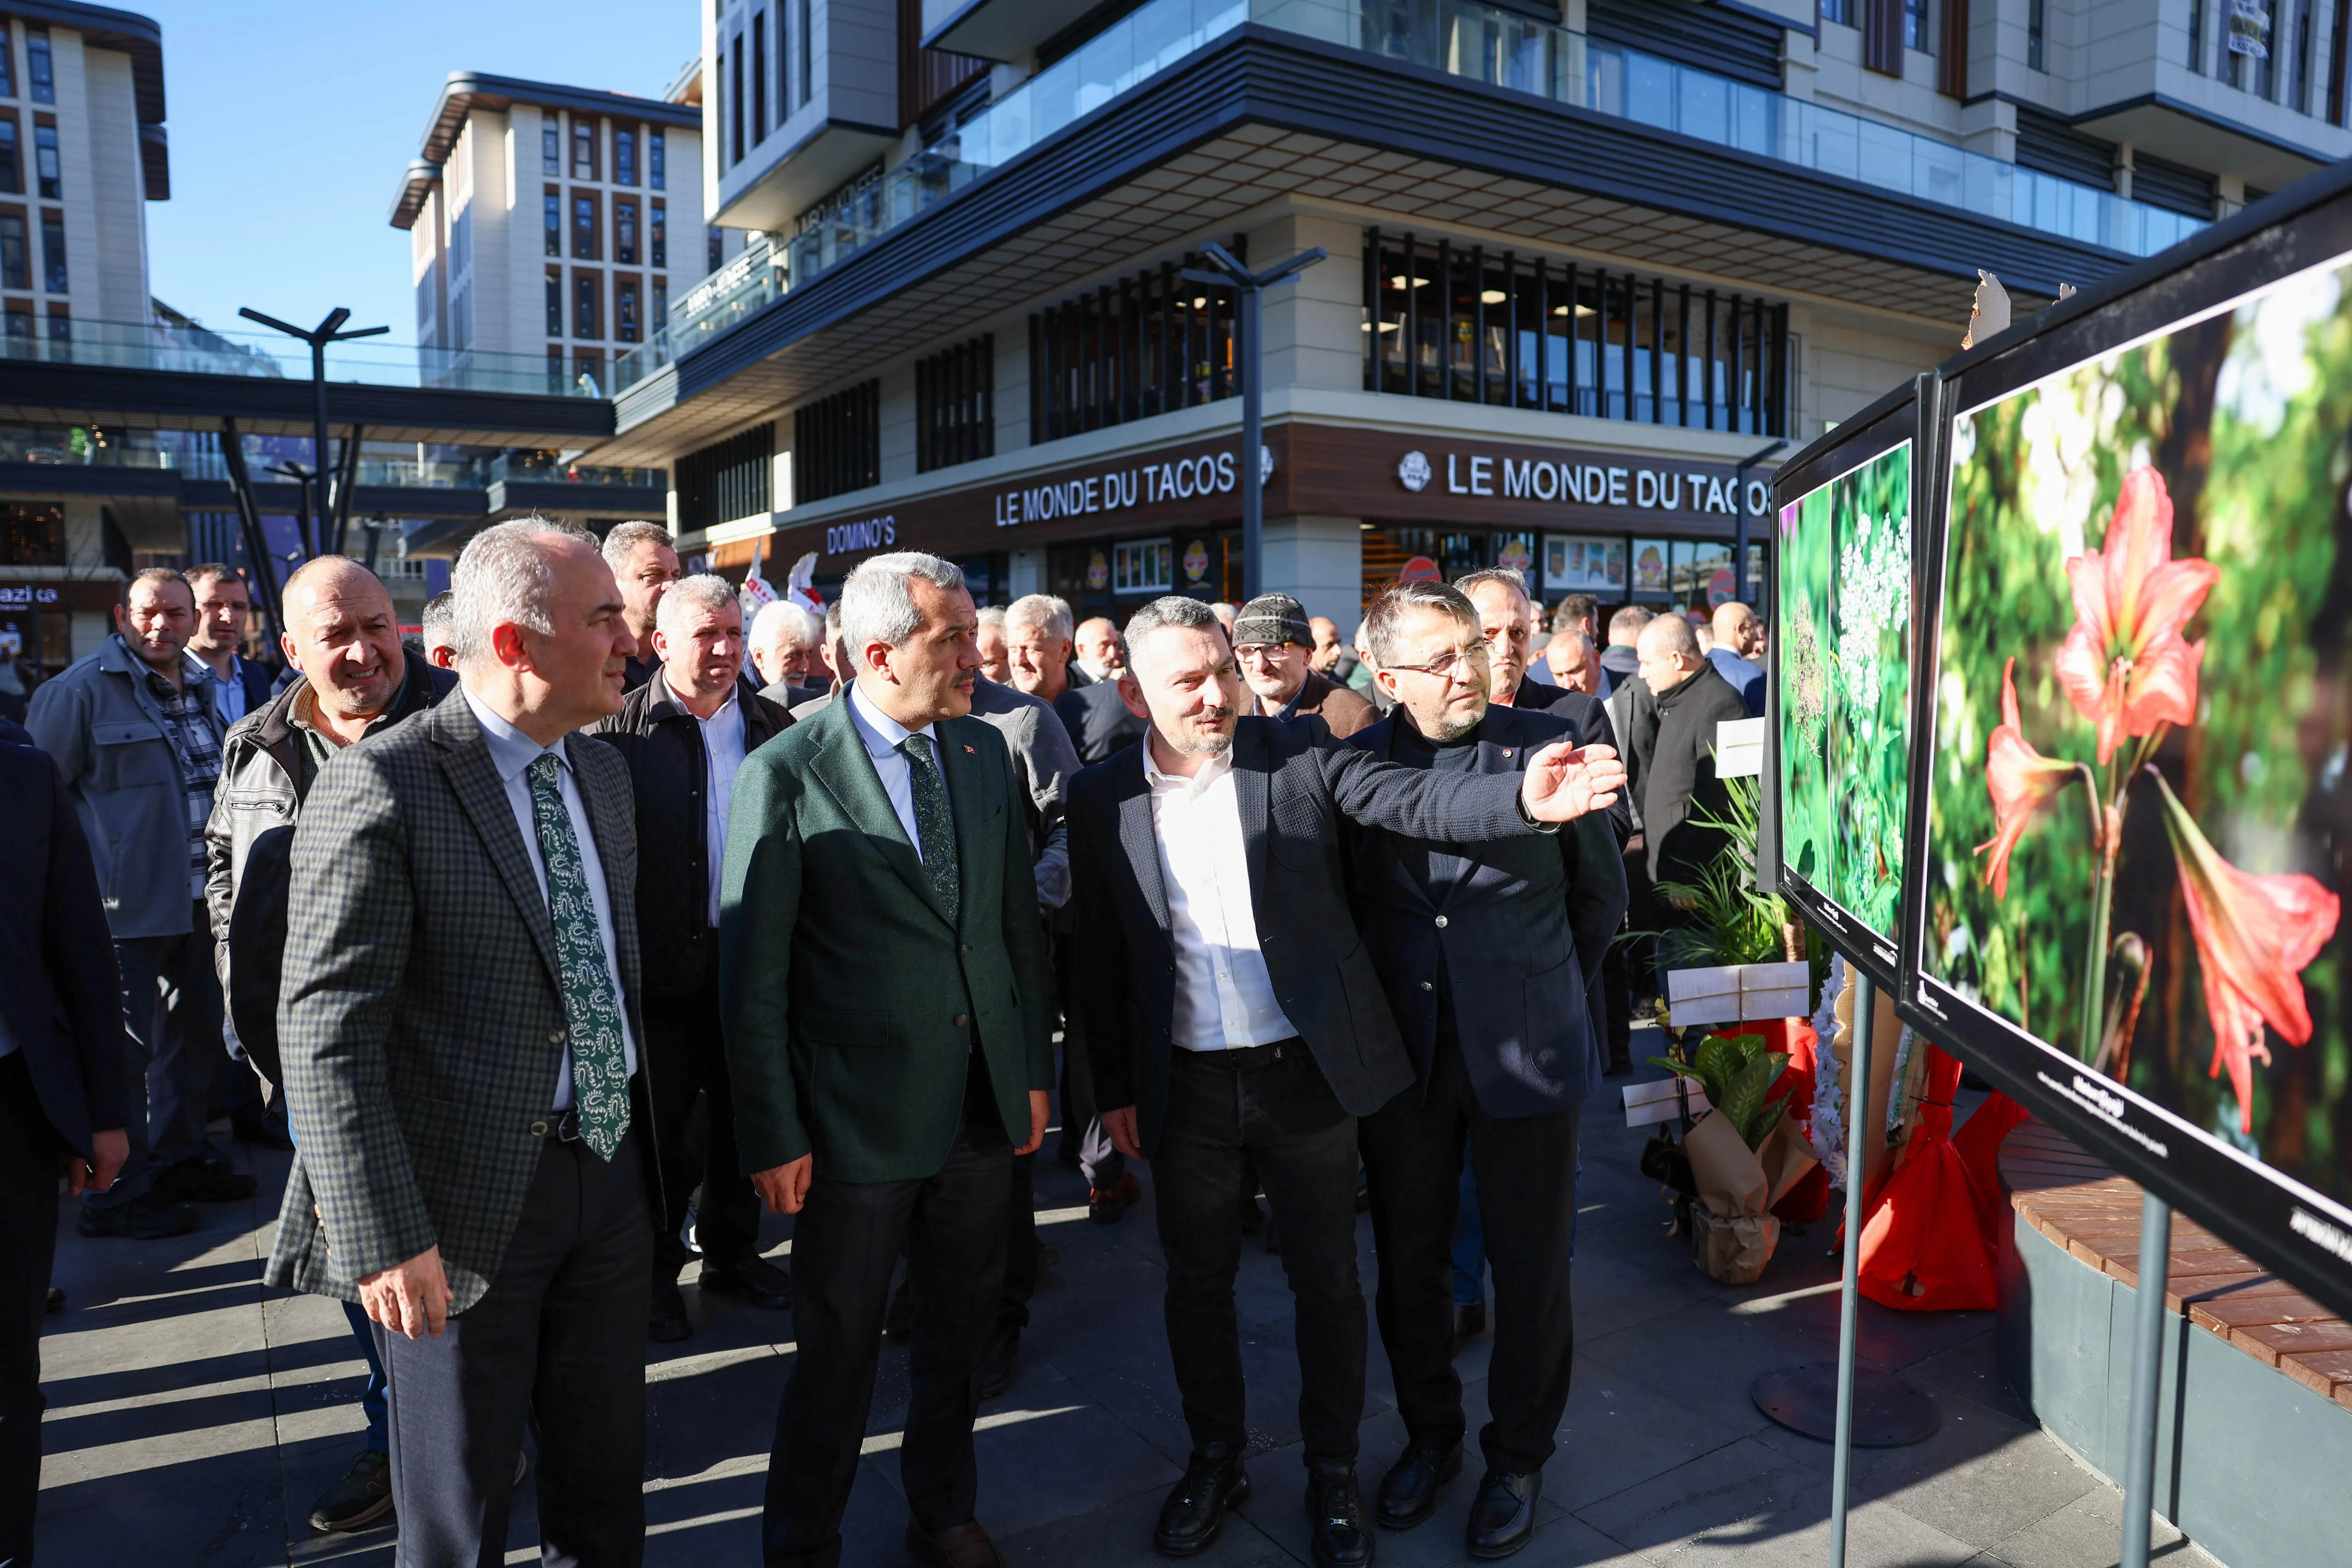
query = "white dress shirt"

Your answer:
(845, 681), (950, 857)
(675, 676), (748, 927)
(1145, 743), (1298, 1052)
(463, 688), (639, 1109)
(212, 654), (252, 728)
